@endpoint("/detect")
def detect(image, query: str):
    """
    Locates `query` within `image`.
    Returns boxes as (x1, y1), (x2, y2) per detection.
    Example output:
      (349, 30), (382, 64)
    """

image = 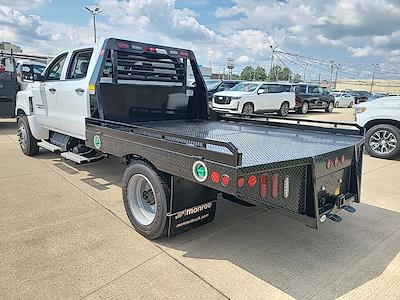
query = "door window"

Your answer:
(264, 84), (283, 93)
(46, 53), (67, 81)
(67, 49), (93, 79)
